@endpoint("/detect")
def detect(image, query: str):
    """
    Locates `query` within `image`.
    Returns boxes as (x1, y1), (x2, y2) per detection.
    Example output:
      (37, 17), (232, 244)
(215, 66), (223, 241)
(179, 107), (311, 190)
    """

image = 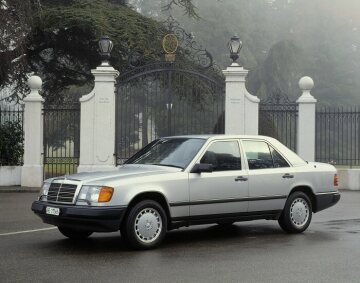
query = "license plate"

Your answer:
(46, 206), (60, 216)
